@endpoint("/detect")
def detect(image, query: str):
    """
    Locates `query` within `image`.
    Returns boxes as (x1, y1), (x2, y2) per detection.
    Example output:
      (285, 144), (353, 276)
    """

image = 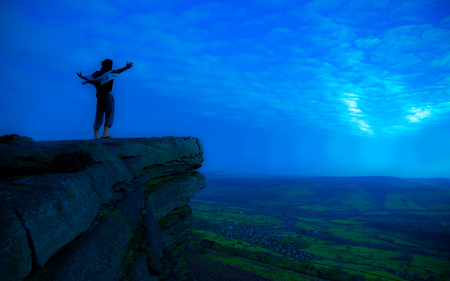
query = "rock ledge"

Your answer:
(0, 135), (205, 281)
